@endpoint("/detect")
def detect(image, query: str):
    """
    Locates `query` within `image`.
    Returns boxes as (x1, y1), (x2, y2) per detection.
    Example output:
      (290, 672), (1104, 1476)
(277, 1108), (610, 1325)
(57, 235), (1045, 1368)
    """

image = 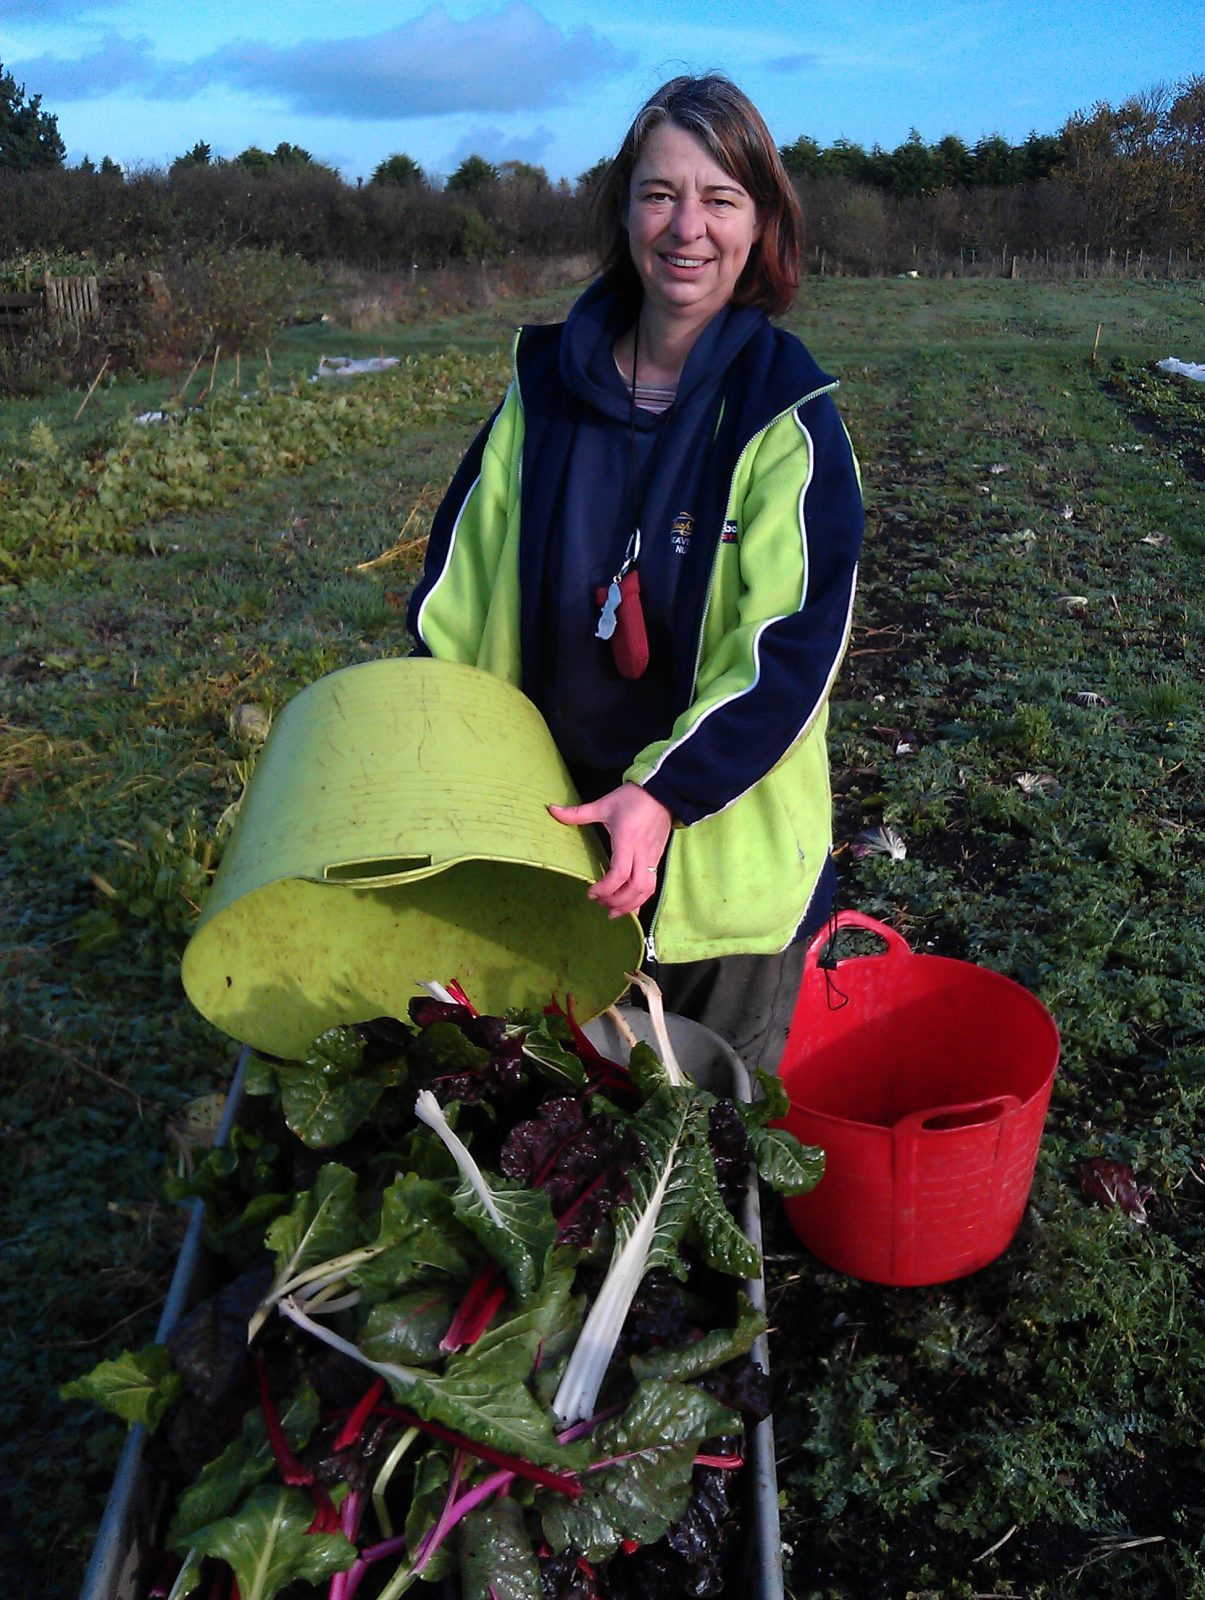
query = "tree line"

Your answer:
(2, 64), (1201, 275)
